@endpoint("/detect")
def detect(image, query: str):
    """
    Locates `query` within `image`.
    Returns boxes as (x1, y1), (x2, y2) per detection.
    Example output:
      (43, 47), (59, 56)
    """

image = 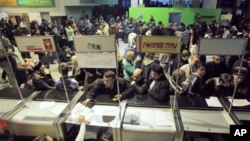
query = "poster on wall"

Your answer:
(136, 36), (181, 53)
(76, 52), (116, 69)
(15, 36), (56, 52)
(0, 0), (16, 6)
(74, 36), (116, 53)
(17, 0), (53, 7)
